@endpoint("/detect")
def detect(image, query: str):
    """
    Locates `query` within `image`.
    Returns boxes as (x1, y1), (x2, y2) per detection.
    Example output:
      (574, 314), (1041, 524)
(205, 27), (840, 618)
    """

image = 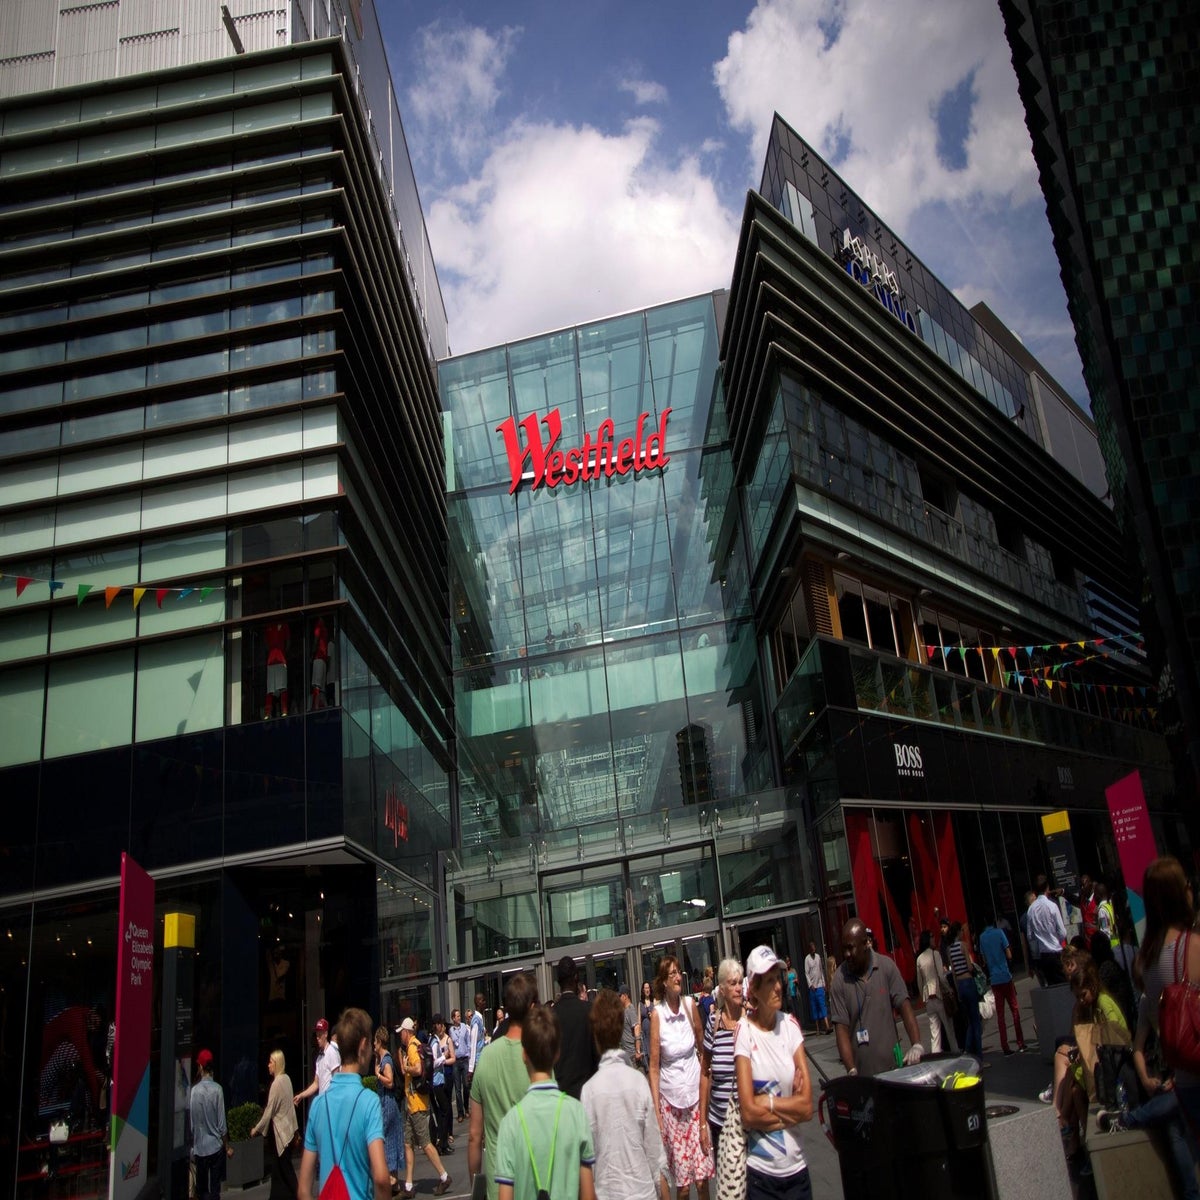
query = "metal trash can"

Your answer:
(819, 1056), (997, 1200)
